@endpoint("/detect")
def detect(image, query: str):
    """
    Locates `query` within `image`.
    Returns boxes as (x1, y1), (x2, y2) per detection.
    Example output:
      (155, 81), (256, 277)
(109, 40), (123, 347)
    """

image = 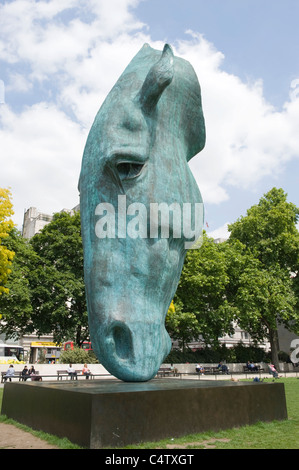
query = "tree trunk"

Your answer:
(75, 325), (82, 347)
(269, 327), (280, 372)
